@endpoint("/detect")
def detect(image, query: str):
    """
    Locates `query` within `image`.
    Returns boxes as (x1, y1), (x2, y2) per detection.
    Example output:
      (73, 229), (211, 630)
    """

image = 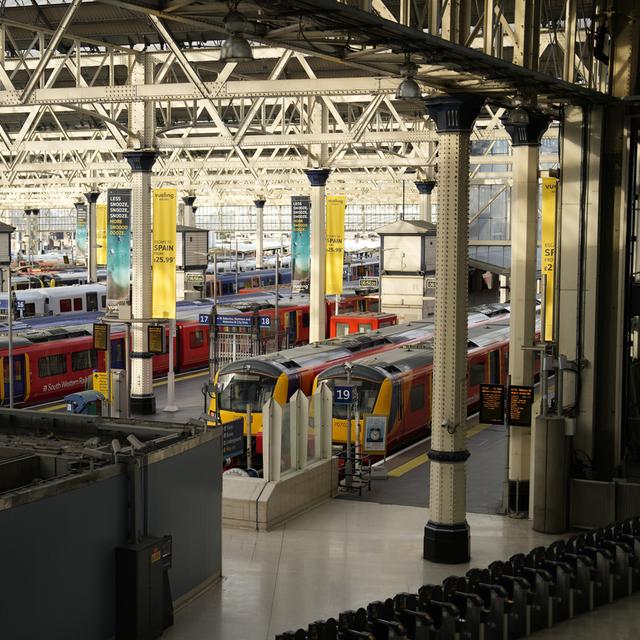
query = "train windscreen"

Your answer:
(218, 372), (277, 413)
